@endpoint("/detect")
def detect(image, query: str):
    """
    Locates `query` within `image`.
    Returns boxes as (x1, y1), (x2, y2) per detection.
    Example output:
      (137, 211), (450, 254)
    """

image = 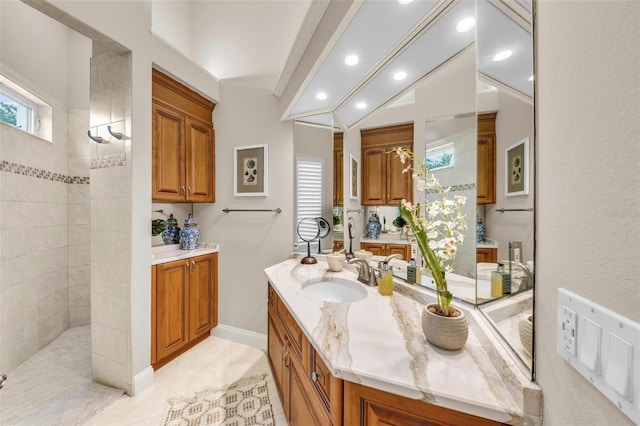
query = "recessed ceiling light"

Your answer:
(393, 71), (407, 81)
(456, 17), (475, 33)
(493, 50), (513, 62)
(316, 92), (327, 100)
(356, 102), (367, 109)
(397, 0), (413, 4)
(528, 75), (534, 82)
(345, 55), (359, 66)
